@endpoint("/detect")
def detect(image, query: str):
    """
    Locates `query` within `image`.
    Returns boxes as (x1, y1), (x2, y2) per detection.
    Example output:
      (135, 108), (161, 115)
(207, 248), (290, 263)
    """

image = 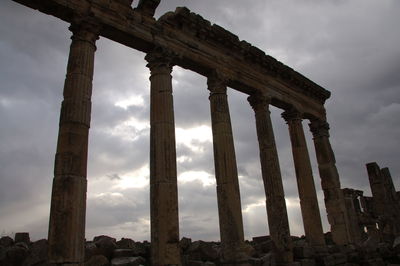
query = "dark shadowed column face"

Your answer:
(248, 94), (293, 263)
(282, 110), (325, 247)
(207, 73), (246, 262)
(145, 47), (181, 265)
(48, 20), (100, 264)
